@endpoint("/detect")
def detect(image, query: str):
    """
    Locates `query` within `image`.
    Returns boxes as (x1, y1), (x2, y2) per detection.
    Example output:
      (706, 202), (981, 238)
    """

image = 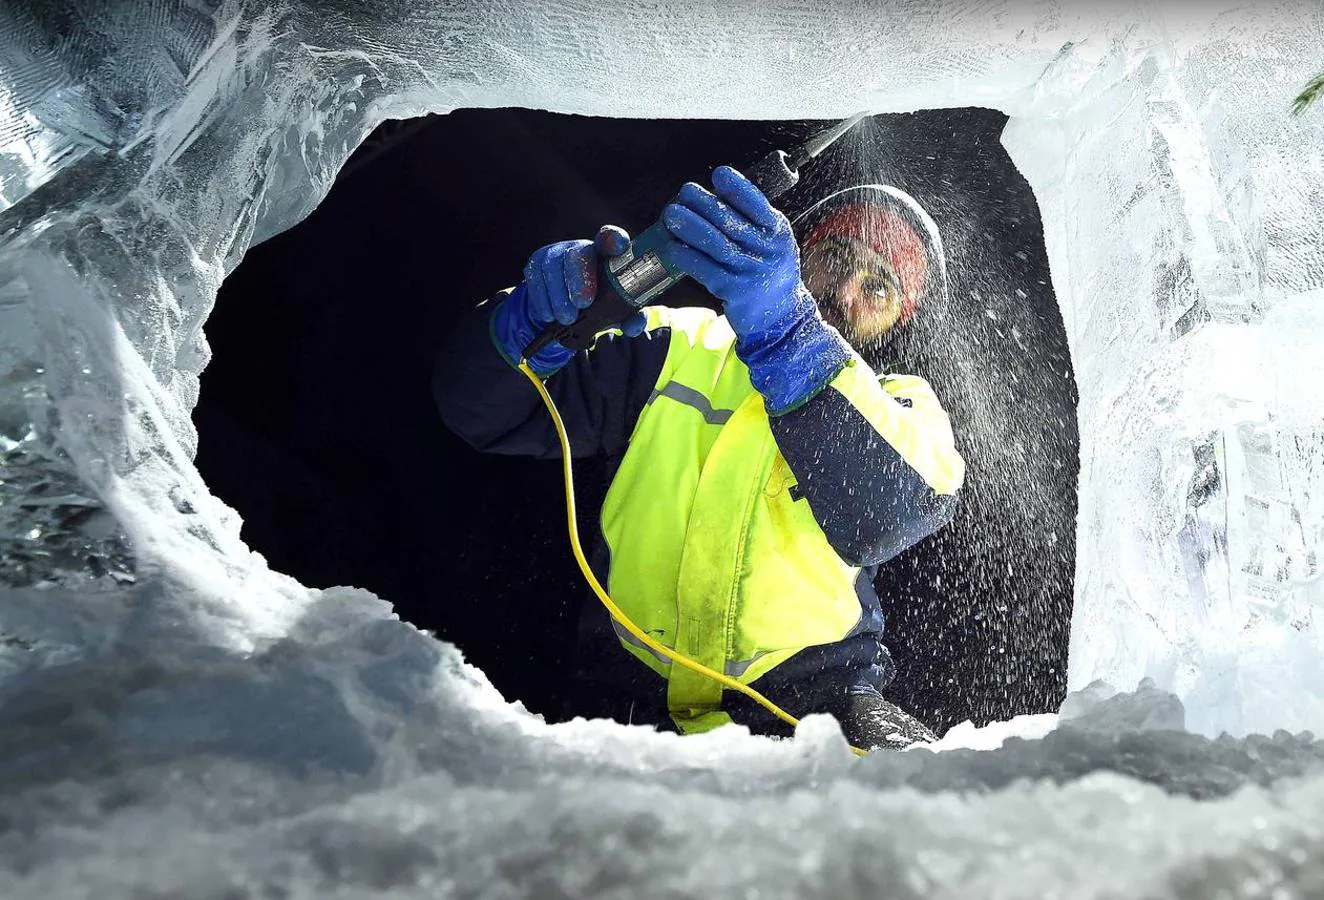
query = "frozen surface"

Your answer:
(2, 0), (1324, 896)
(3, 583), (1324, 899)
